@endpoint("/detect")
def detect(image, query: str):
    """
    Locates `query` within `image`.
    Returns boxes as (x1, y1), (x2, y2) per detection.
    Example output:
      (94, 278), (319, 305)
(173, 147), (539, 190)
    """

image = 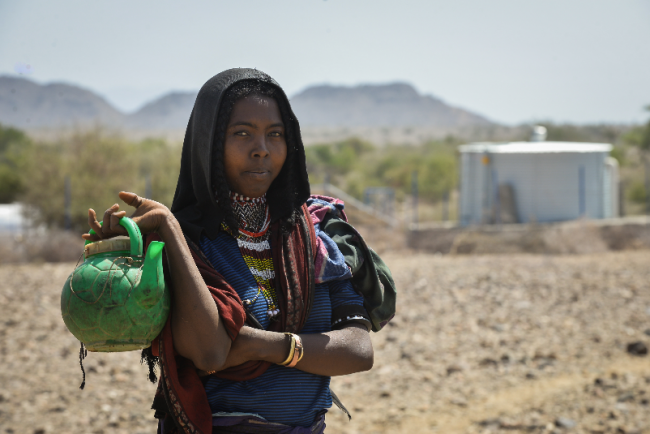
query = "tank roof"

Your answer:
(459, 141), (612, 154)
